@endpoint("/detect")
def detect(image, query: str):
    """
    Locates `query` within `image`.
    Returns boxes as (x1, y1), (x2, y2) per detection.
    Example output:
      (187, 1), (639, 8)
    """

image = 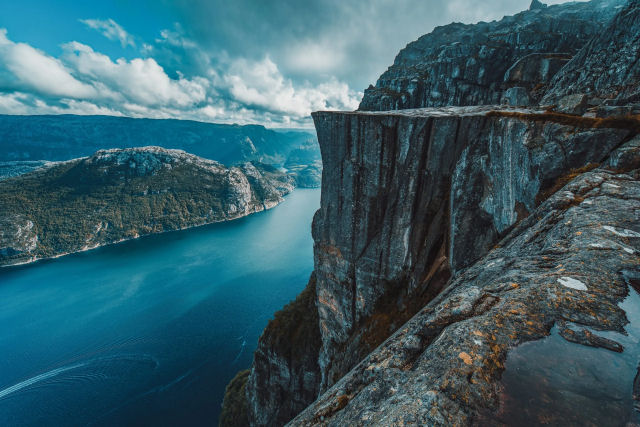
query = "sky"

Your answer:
(0, 0), (580, 127)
